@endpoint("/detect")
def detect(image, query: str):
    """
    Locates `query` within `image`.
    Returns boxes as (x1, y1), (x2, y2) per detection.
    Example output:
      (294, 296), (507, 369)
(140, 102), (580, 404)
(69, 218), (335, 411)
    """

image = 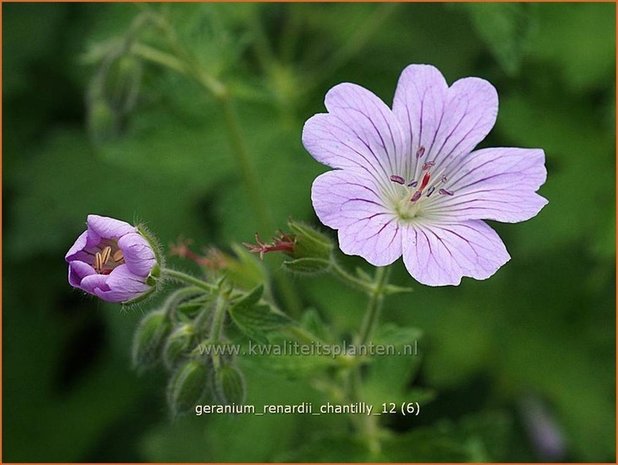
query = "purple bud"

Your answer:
(439, 188), (454, 196)
(407, 181), (418, 188)
(426, 186), (436, 197)
(416, 146), (425, 158)
(66, 215), (159, 303)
